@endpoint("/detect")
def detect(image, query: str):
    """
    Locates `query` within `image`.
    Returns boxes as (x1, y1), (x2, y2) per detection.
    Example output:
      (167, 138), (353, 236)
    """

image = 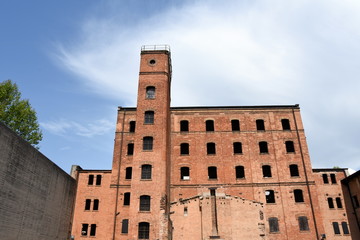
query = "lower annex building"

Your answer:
(70, 45), (357, 240)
